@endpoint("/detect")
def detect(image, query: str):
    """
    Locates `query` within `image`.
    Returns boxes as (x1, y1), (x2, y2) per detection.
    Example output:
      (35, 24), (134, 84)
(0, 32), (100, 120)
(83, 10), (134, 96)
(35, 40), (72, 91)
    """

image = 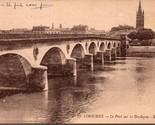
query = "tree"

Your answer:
(127, 31), (137, 40)
(111, 25), (135, 32)
(137, 28), (154, 40)
(59, 24), (62, 29)
(71, 24), (89, 32)
(52, 22), (54, 29)
(90, 28), (95, 31)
